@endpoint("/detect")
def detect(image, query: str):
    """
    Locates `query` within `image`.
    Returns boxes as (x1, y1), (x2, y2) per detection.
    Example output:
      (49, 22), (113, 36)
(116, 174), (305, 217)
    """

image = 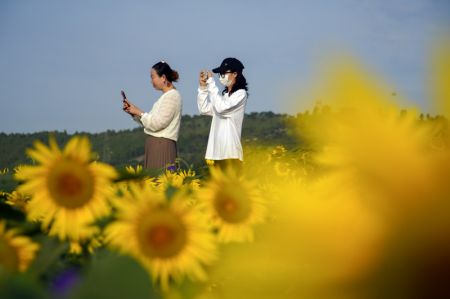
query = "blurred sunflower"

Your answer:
(153, 170), (184, 191)
(197, 168), (266, 243)
(178, 169), (201, 190)
(116, 164), (147, 192)
(105, 183), (217, 290)
(304, 58), (447, 216)
(13, 165), (24, 173)
(269, 145), (287, 160)
(6, 191), (30, 213)
(14, 136), (117, 249)
(0, 221), (39, 272)
(69, 234), (103, 255)
(153, 169), (200, 192)
(273, 160), (291, 177)
(125, 164), (143, 174)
